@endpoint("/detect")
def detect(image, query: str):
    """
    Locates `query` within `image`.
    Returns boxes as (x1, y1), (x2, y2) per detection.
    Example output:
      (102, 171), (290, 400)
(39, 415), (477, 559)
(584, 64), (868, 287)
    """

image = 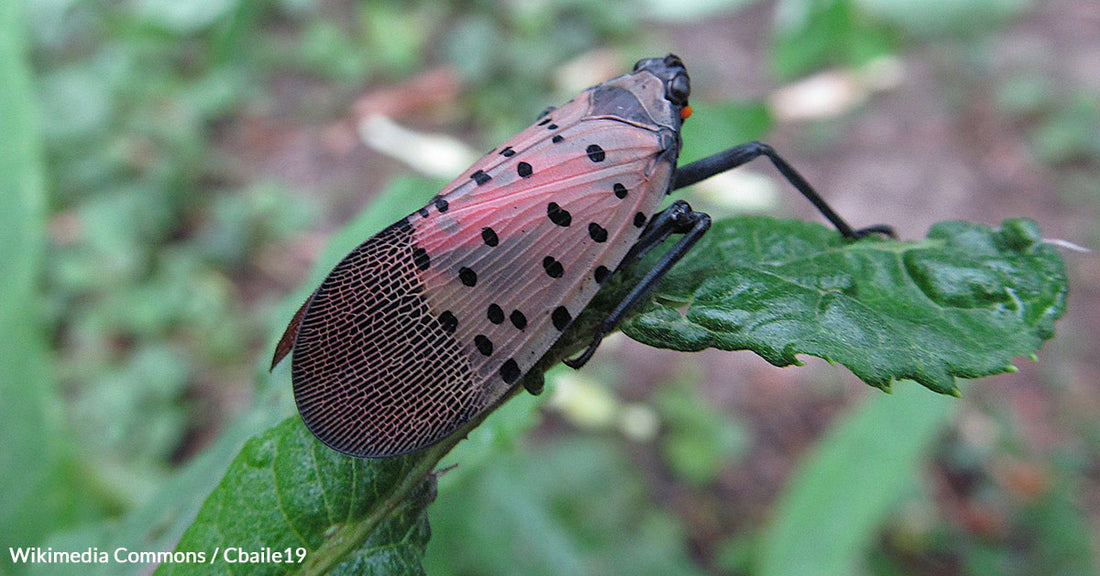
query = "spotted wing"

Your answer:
(403, 101), (675, 436)
(285, 81), (676, 457)
(286, 220), (492, 456)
